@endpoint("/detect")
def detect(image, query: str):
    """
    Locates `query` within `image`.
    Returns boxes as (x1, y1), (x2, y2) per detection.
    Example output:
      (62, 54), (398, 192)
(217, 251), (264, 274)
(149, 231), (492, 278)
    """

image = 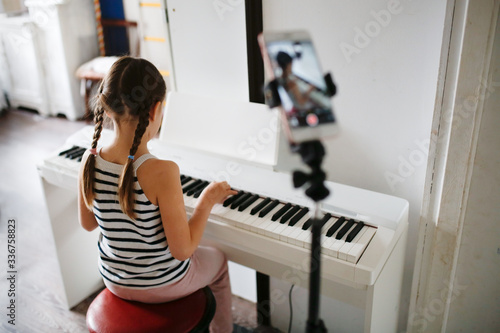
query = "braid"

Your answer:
(118, 106), (150, 219)
(130, 105), (151, 155)
(82, 106), (105, 209)
(92, 106), (105, 149)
